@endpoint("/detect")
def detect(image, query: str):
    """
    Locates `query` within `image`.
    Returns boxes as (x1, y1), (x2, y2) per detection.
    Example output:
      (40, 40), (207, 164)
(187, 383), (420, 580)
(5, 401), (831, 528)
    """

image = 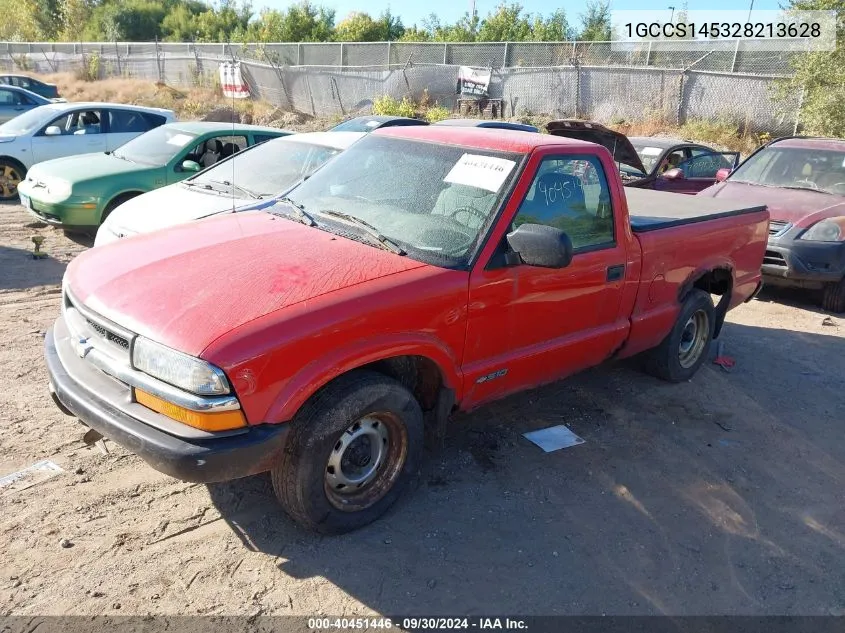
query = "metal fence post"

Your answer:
(340, 42), (345, 67)
(503, 41), (509, 68)
(443, 43), (448, 65)
(645, 40), (652, 66)
(297, 42), (303, 65)
(387, 40), (392, 67)
(730, 39), (740, 73)
(793, 84), (805, 135)
(676, 70), (687, 125)
(114, 41), (121, 75)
